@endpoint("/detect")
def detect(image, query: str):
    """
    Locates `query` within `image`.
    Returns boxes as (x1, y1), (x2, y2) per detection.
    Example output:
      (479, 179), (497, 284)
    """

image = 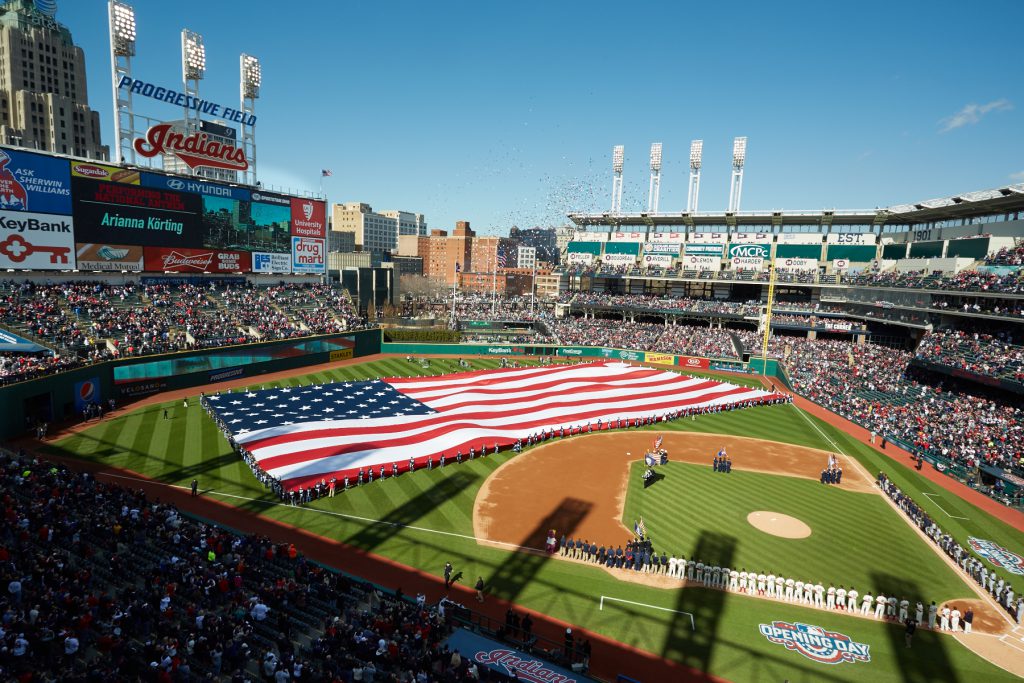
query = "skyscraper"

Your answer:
(0, 0), (108, 159)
